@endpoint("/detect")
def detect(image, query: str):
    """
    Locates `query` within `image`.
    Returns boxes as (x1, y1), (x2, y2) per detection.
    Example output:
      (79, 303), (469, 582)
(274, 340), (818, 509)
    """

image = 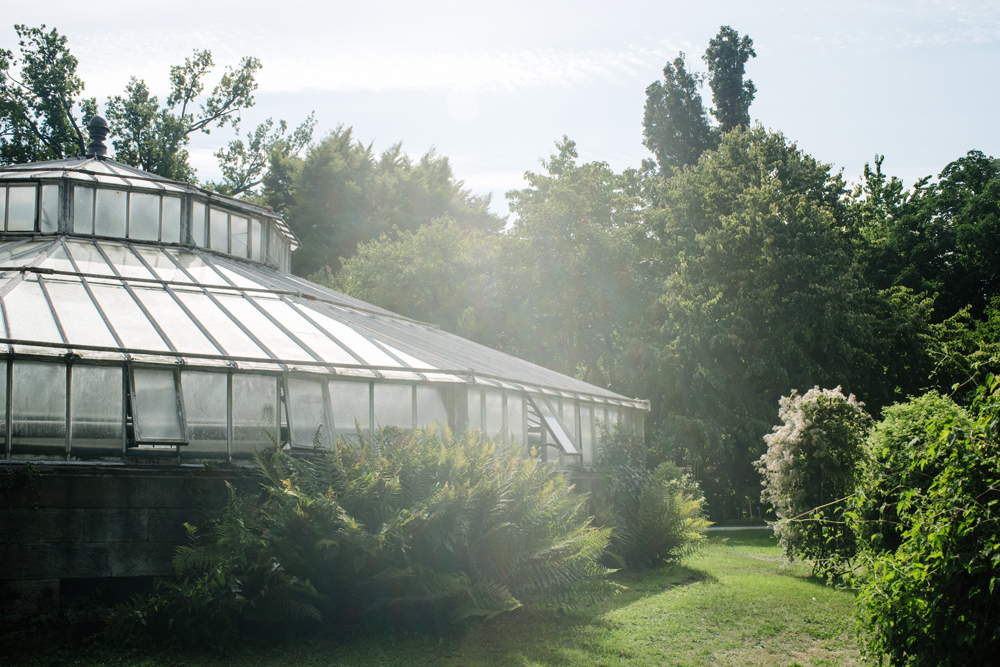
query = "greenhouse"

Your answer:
(0, 117), (648, 470)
